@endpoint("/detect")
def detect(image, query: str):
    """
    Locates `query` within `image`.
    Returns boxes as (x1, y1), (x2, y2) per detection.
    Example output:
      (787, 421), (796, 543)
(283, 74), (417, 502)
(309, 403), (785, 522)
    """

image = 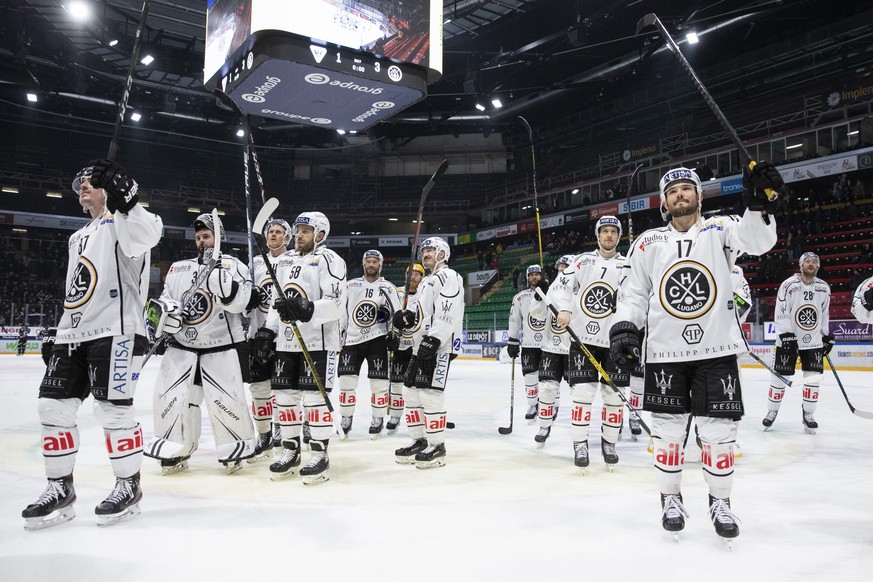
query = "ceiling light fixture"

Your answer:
(3, 186), (20, 194)
(187, 207), (200, 213)
(130, 111), (142, 121)
(388, 218), (398, 221)
(686, 32), (699, 44)
(475, 102), (486, 112)
(786, 143), (803, 150)
(108, 39), (119, 47)
(140, 54), (155, 66)
(46, 191), (63, 198)
(491, 98), (503, 109)
(26, 93), (38, 103)
(571, 188), (580, 194)
(66, 1), (91, 22)
(236, 129), (245, 137)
